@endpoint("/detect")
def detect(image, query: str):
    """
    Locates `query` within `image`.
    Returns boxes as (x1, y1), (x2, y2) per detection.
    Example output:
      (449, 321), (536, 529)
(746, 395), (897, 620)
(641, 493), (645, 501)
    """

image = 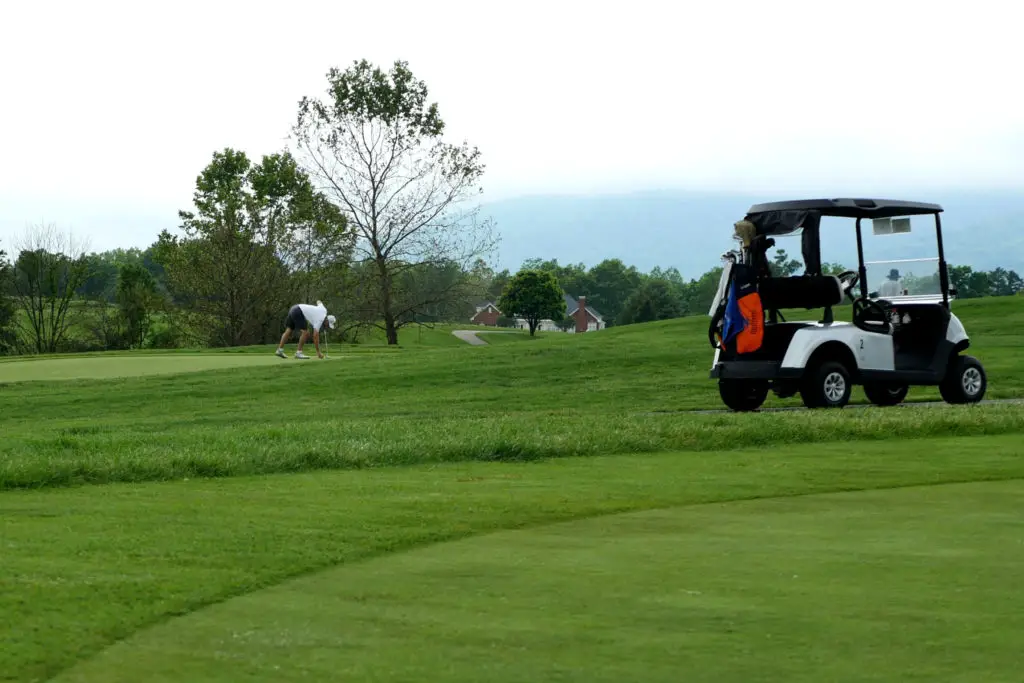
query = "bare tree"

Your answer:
(10, 223), (92, 353)
(291, 59), (498, 344)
